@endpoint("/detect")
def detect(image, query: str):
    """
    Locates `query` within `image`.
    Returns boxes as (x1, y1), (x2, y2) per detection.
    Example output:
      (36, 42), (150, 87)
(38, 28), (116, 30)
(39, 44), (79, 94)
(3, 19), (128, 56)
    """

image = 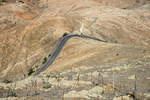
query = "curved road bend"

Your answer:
(34, 34), (107, 75)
